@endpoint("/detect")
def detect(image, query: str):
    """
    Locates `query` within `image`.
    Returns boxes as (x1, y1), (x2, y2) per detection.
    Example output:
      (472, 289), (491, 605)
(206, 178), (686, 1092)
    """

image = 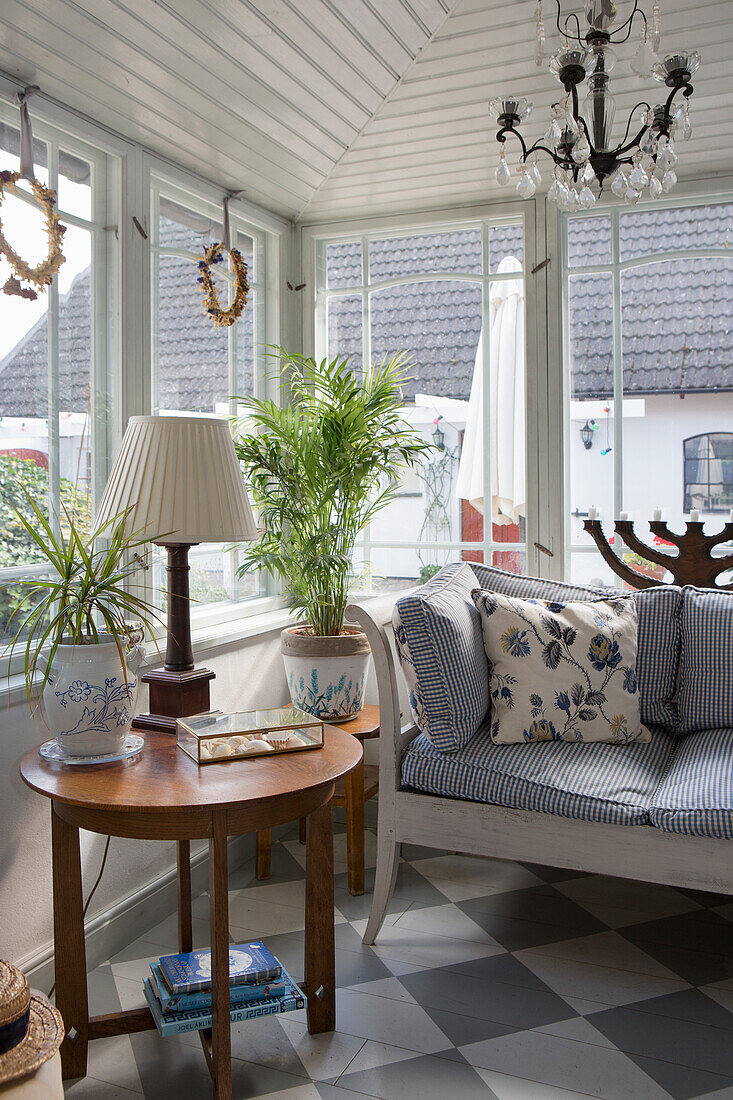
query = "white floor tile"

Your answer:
(392, 902), (503, 947)
(407, 855), (543, 902)
(349, 918), (504, 970)
(329, 988), (453, 1053)
(277, 1018), (366, 1080)
(461, 1027), (672, 1099)
(335, 1038), (426, 1077)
